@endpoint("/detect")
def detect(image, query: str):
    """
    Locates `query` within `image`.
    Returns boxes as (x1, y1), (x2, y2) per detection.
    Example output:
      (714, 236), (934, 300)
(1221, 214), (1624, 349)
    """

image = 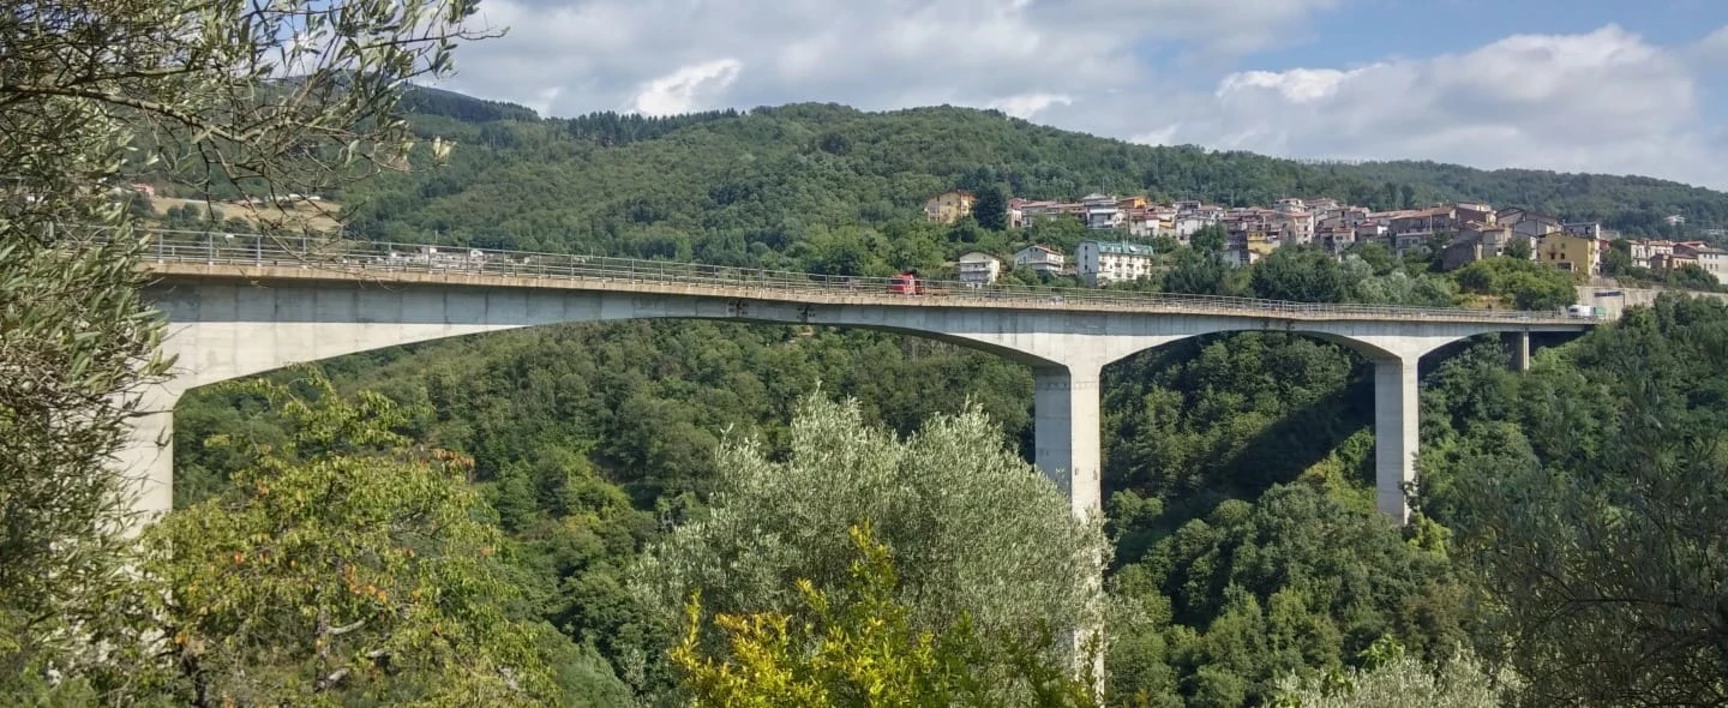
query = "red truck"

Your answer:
(888, 272), (925, 295)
